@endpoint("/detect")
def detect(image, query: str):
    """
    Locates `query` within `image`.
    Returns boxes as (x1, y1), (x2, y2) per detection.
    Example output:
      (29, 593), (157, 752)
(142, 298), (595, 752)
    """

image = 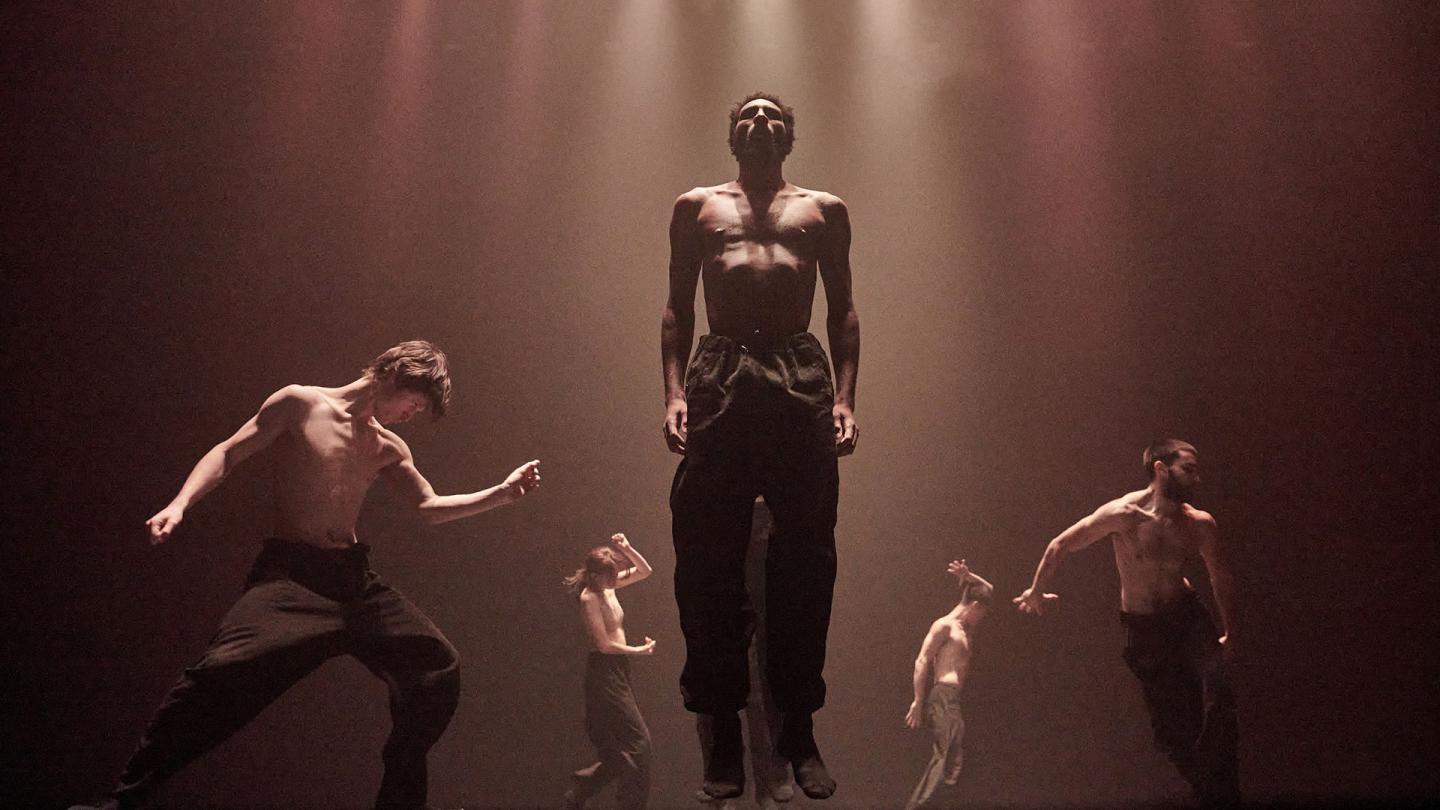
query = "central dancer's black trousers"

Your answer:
(108, 539), (461, 810)
(671, 332), (839, 715)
